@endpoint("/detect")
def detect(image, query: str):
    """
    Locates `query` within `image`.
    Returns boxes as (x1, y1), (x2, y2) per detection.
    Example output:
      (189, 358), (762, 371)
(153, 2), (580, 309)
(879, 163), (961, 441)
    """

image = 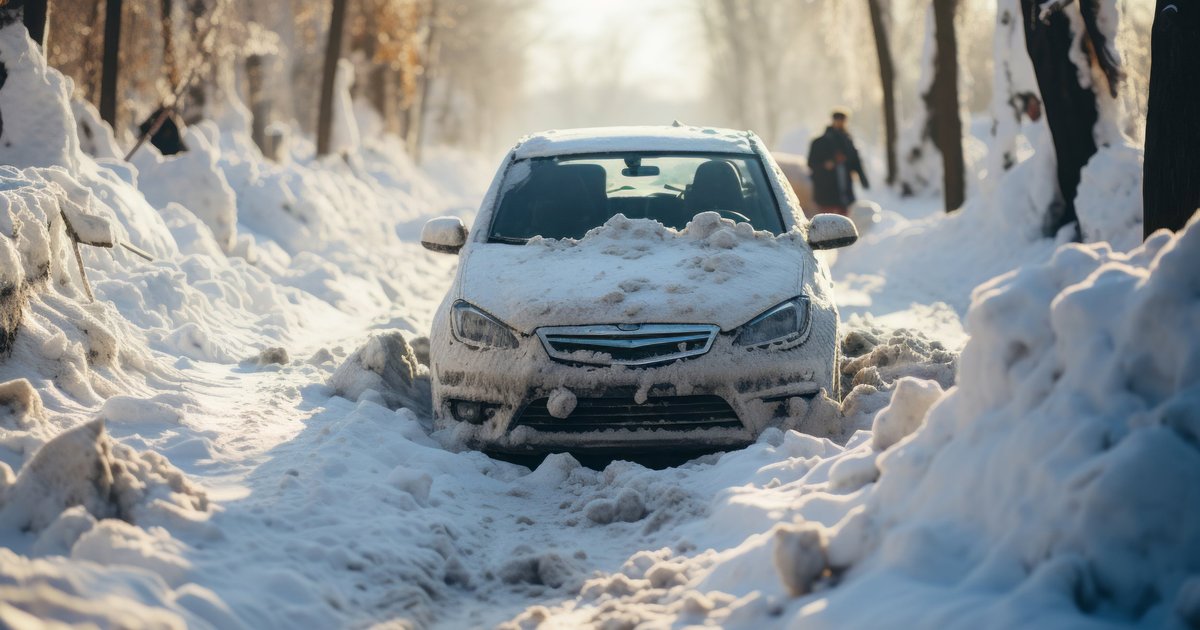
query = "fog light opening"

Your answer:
(452, 400), (485, 425)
